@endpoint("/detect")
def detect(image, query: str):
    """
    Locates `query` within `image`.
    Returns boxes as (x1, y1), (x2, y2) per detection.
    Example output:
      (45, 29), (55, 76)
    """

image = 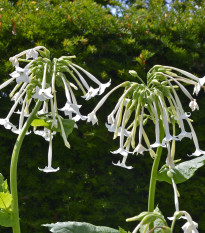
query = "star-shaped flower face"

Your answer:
(32, 86), (53, 101)
(10, 67), (30, 84)
(26, 49), (38, 60)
